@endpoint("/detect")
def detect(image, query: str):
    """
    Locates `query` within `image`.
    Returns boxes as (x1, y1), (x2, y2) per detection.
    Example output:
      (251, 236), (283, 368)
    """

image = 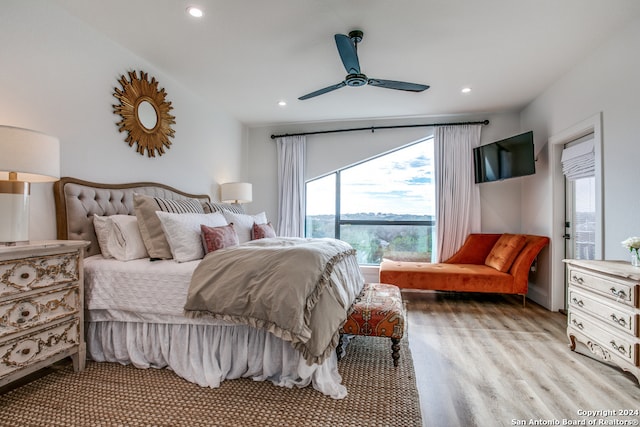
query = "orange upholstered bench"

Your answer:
(338, 283), (405, 366)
